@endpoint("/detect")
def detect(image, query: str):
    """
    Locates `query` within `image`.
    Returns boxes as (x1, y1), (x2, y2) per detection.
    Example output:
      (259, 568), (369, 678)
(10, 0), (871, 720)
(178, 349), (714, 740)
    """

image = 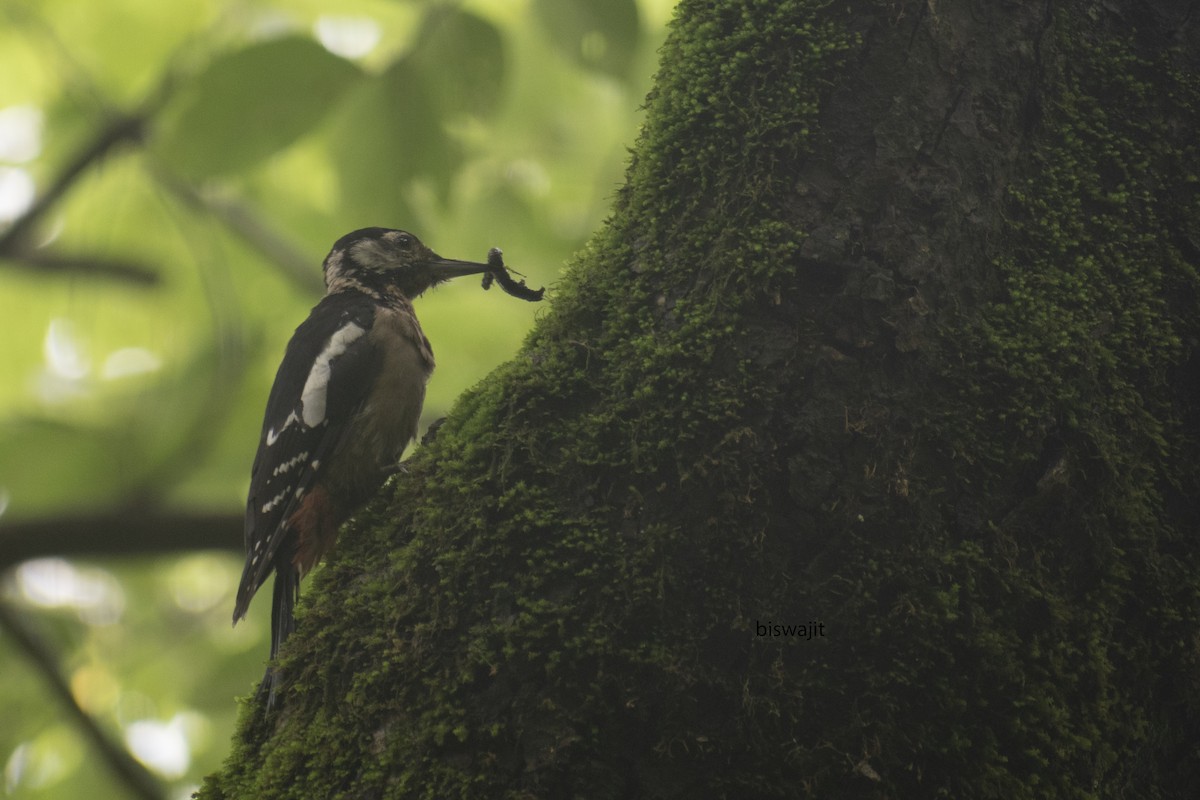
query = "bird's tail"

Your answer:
(259, 565), (299, 709)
